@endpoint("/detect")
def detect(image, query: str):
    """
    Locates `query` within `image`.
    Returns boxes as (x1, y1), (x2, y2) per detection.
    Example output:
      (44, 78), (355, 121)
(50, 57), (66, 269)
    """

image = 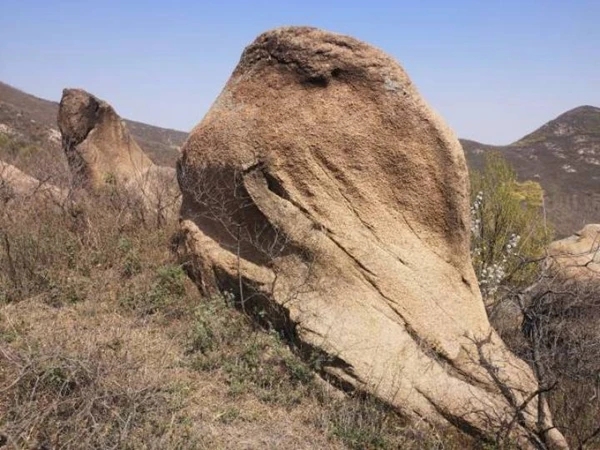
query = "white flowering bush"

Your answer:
(469, 152), (553, 299)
